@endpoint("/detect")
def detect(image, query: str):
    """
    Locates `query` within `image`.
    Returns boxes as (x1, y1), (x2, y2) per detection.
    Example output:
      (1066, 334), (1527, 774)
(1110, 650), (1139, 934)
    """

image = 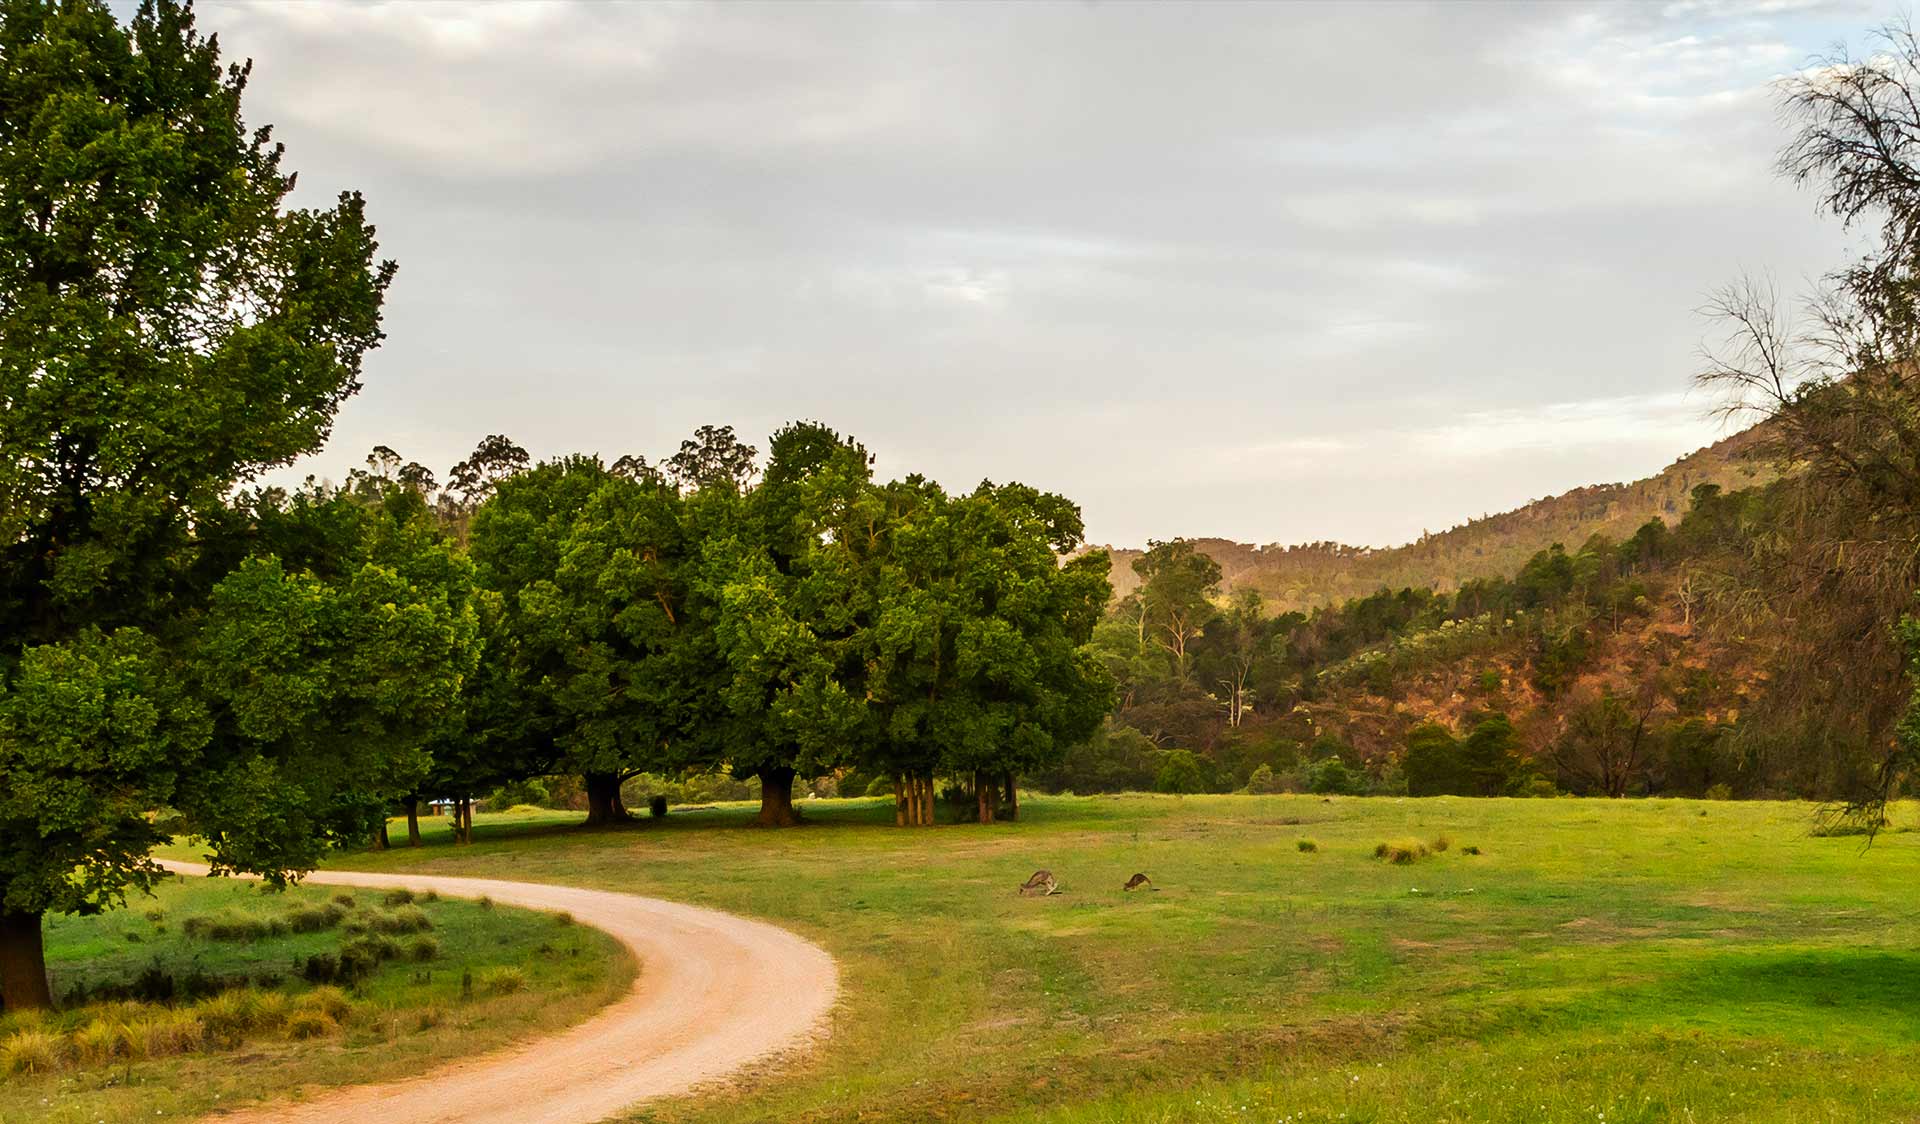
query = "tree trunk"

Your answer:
(583, 772), (630, 827)
(404, 796), (422, 847)
(893, 774), (906, 827)
(461, 798), (474, 843)
(756, 766), (800, 827)
(0, 910), (52, 1012)
(1003, 773), (1018, 821)
(977, 772), (991, 824)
